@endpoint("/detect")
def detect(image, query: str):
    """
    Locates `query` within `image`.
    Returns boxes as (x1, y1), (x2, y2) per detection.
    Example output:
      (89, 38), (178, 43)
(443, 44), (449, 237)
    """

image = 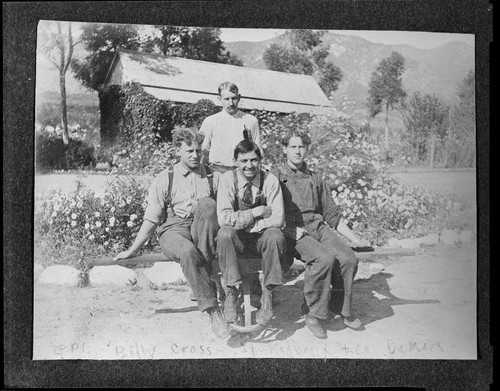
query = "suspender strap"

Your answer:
(232, 169), (239, 211)
(167, 168), (174, 213)
(205, 165), (214, 198)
